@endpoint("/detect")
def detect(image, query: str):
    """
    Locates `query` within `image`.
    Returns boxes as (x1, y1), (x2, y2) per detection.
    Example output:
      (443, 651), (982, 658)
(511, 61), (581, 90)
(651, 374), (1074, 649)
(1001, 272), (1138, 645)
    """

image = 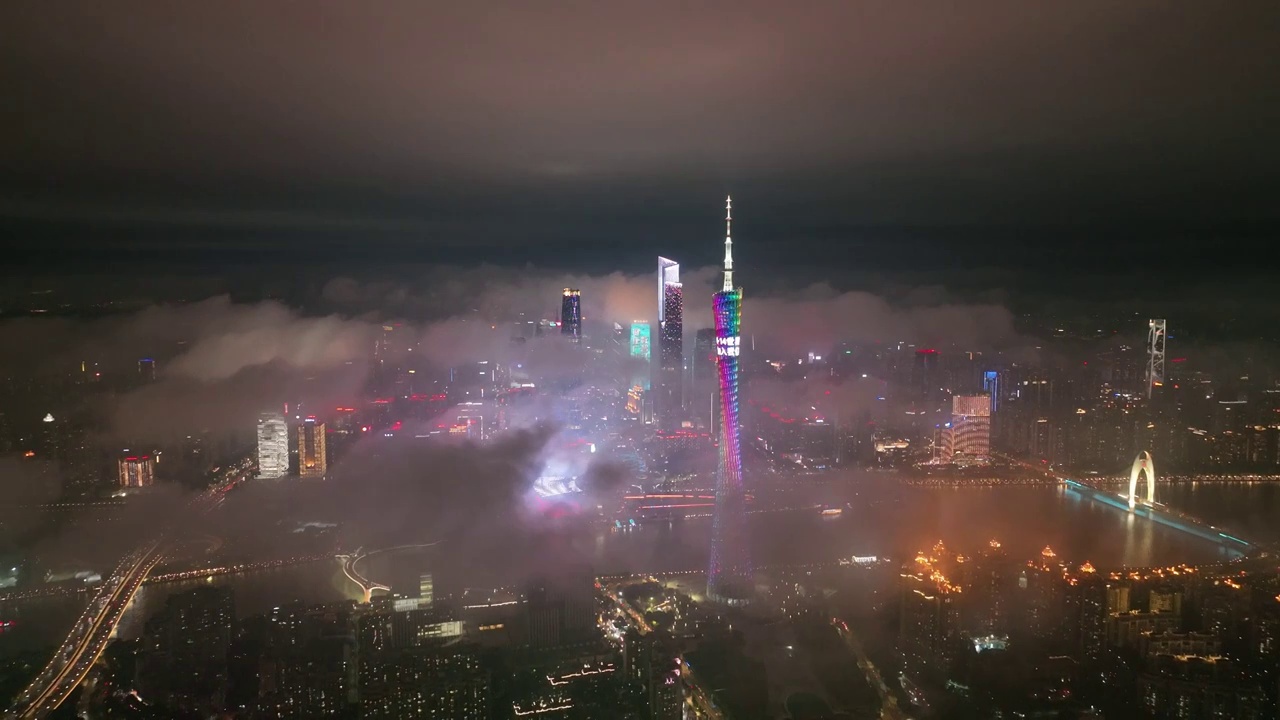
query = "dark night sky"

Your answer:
(1, 2), (1278, 275)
